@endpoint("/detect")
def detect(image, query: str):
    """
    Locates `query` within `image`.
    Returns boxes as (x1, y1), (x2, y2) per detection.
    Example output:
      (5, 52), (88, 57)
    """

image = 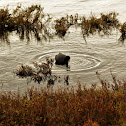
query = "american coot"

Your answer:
(55, 53), (70, 67)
